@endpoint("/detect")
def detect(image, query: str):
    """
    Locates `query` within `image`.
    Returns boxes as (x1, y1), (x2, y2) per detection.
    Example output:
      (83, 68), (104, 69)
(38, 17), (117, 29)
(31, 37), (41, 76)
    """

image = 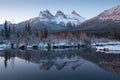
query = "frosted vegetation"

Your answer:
(0, 21), (120, 54)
